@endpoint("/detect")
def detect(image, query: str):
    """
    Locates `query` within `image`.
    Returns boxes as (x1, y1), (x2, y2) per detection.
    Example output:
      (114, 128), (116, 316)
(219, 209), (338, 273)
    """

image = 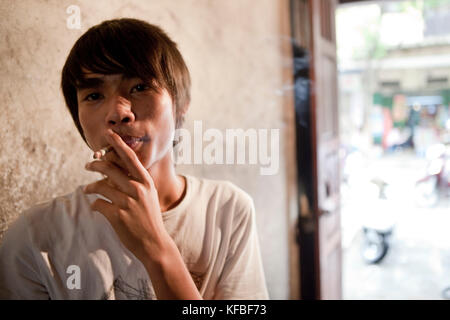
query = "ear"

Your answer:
(175, 103), (189, 130)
